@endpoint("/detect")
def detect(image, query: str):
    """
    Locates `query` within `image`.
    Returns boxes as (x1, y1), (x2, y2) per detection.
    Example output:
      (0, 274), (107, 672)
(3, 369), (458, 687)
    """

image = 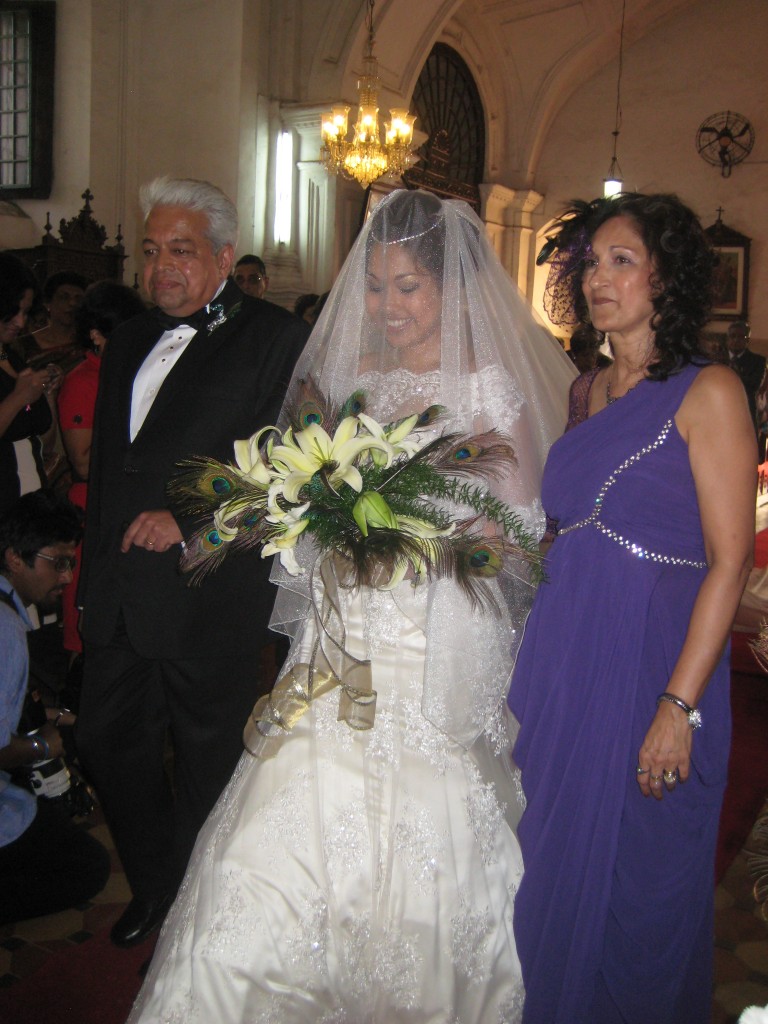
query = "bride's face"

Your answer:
(365, 243), (442, 368)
